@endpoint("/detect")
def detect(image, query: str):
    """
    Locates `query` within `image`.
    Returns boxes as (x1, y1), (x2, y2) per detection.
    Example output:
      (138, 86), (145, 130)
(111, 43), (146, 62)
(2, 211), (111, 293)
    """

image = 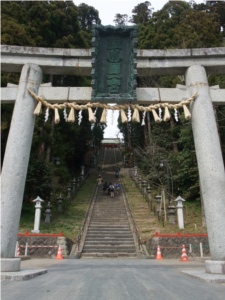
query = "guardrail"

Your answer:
(18, 231), (63, 237)
(155, 232), (208, 237)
